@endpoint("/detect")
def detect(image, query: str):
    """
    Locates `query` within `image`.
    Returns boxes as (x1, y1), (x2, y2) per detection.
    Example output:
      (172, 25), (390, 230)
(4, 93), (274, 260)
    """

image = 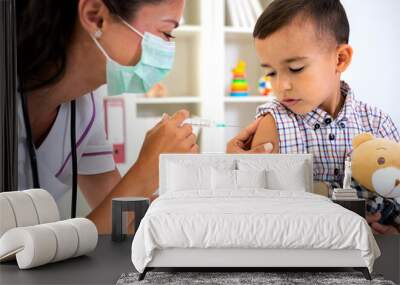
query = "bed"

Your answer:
(131, 154), (380, 281)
